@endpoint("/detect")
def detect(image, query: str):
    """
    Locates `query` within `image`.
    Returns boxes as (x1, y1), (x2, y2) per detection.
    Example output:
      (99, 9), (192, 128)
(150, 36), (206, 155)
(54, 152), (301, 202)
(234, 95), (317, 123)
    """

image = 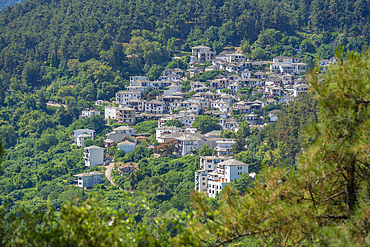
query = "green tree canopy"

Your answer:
(199, 145), (214, 156)
(192, 116), (221, 134)
(163, 119), (182, 128)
